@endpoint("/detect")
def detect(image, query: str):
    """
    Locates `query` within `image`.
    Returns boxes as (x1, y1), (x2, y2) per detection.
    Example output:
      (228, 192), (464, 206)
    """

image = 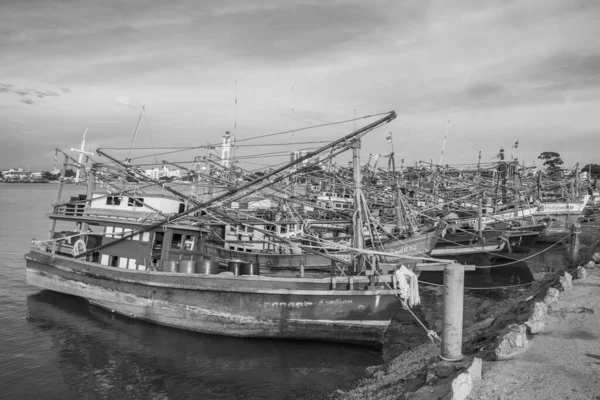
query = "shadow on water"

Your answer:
(26, 291), (382, 400)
